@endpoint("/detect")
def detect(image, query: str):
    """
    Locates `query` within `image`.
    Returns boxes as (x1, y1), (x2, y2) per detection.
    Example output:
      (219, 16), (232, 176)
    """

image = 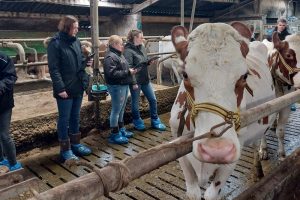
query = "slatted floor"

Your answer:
(6, 106), (300, 200)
